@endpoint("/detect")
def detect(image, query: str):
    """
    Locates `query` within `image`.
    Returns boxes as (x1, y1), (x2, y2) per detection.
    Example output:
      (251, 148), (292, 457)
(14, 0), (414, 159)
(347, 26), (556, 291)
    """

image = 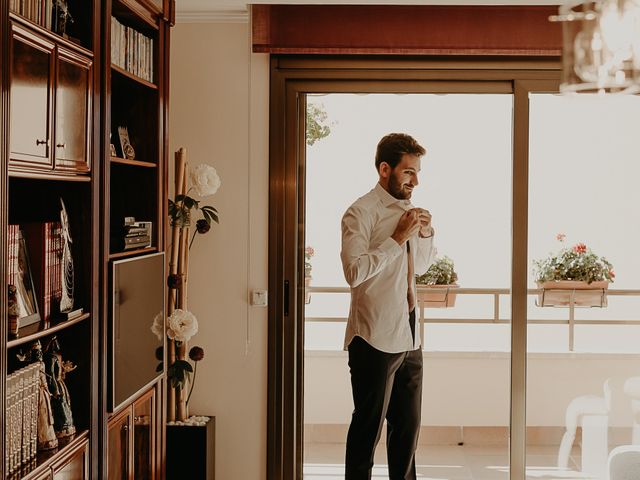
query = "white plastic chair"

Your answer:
(558, 379), (612, 479)
(623, 377), (640, 445)
(607, 445), (640, 480)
